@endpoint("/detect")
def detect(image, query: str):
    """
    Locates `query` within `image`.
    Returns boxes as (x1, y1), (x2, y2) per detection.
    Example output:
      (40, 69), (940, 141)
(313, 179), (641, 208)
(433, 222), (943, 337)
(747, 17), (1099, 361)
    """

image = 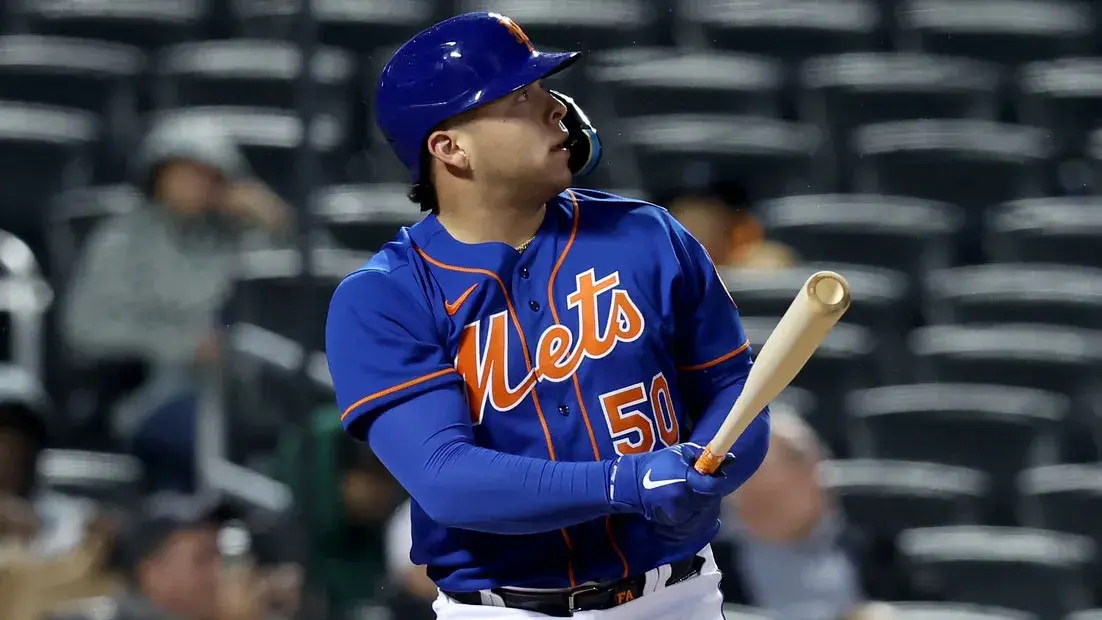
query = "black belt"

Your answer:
(442, 554), (705, 618)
